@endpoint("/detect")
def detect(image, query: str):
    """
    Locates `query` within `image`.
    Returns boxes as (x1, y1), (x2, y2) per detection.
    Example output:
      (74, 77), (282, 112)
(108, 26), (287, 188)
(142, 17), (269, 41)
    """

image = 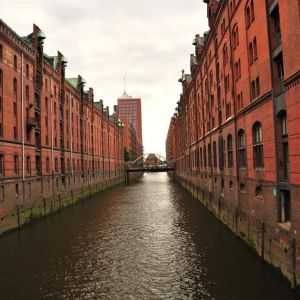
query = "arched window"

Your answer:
(223, 44), (228, 65)
(26, 85), (29, 100)
(253, 122), (263, 169)
(26, 156), (31, 174)
(26, 64), (29, 77)
(200, 147), (203, 168)
(14, 155), (19, 175)
(208, 143), (212, 167)
(227, 135), (233, 168)
(55, 158), (58, 173)
(35, 93), (40, 108)
(229, 181), (233, 190)
(14, 55), (17, 70)
(46, 157), (50, 174)
(255, 187), (263, 199)
(238, 129), (246, 168)
(213, 141), (217, 167)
